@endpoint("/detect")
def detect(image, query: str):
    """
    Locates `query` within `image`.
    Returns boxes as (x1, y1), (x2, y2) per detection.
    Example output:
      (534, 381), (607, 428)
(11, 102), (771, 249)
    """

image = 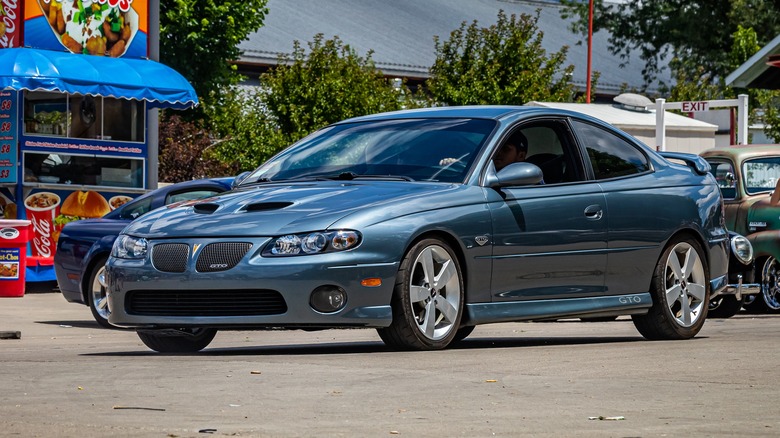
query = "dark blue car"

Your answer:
(54, 177), (235, 327)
